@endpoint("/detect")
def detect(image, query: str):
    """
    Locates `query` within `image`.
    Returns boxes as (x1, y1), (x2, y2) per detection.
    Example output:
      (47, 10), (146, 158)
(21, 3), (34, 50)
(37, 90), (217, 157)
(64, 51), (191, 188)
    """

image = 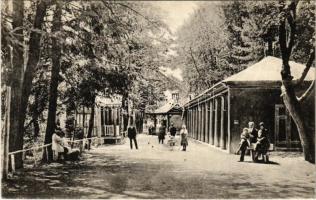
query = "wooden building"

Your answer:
(183, 56), (315, 153)
(75, 96), (122, 143)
